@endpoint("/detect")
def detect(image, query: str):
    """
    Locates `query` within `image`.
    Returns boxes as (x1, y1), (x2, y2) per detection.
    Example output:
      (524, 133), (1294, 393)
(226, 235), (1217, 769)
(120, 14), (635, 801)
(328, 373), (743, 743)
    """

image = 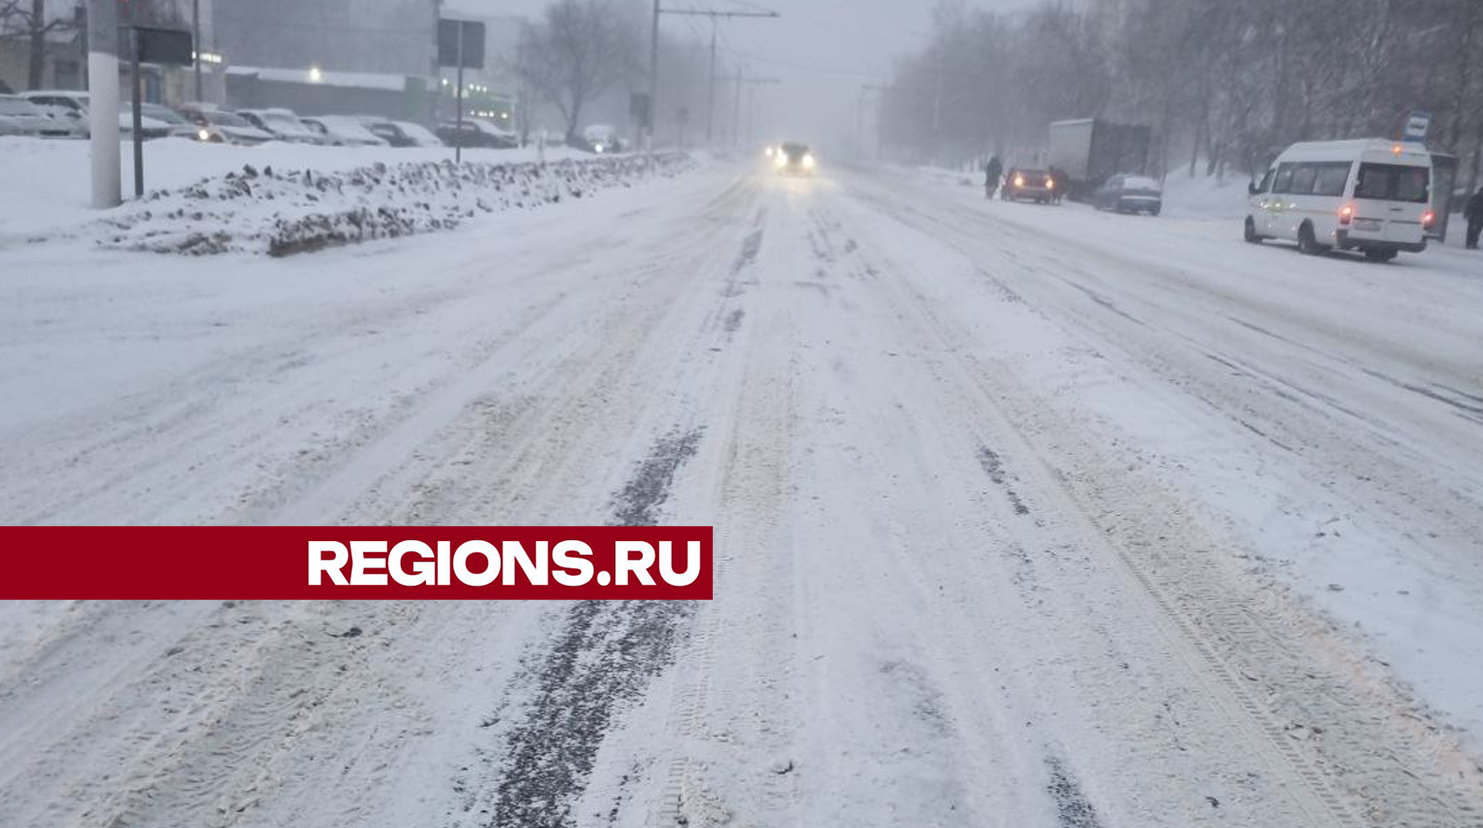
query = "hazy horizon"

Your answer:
(447, 0), (1043, 147)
